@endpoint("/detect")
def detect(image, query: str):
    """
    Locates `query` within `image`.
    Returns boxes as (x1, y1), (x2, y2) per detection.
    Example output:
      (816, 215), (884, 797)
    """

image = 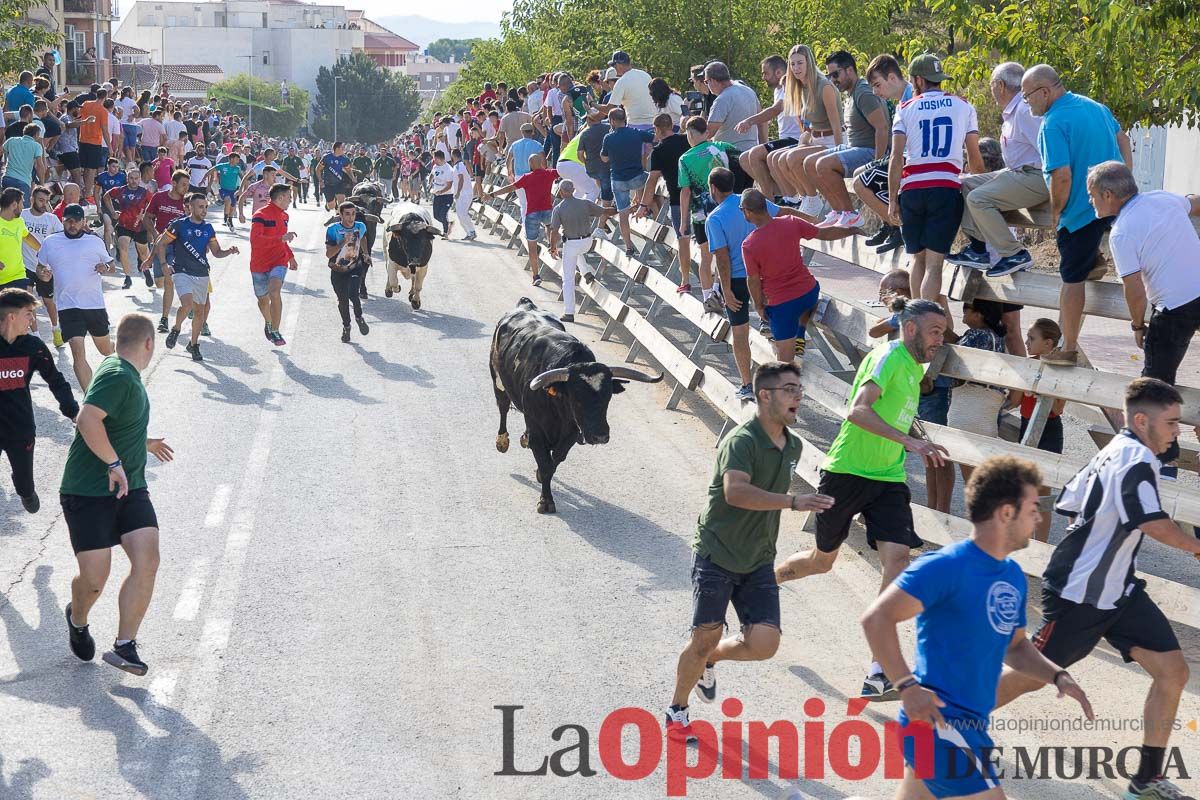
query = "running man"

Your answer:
(0, 287), (78, 513)
(62, 312), (173, 677)
(249, 183), (297, 346)
(451, 147), (477, 240)
(93, 158), (126, 257)
(102, 168), (152, 288)
(996, 377), (1200, 800)
(862, 455), (1093, 800)
(325, 201), (371, 343)
(141, 170), (190, 333)
(237, 165), (277, 224)
(666, 360), (834, 737)
(157, 192), (239, 363)
(0, 187), (43, 292)
(35, 204), (116, 389)
(775, 297), (950, 700)
(203, 150), (244, 231)
(320, 142), (353, 210)
(20, 186), (64, 343)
